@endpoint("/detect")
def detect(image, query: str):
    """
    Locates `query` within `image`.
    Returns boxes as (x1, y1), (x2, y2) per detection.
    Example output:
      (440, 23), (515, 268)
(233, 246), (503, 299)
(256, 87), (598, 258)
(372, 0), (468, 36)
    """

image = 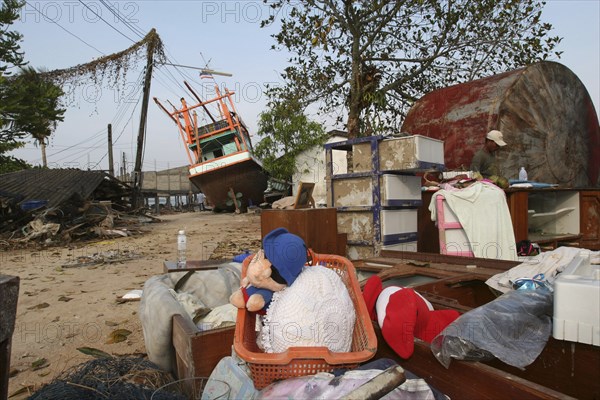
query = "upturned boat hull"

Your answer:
(188, 151), (268, 211)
